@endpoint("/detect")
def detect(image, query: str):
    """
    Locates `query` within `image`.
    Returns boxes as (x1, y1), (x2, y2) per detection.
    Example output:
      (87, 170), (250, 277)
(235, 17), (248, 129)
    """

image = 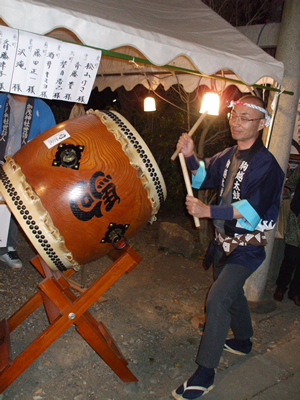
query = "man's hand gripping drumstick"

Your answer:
(170, 111), (208, 162)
